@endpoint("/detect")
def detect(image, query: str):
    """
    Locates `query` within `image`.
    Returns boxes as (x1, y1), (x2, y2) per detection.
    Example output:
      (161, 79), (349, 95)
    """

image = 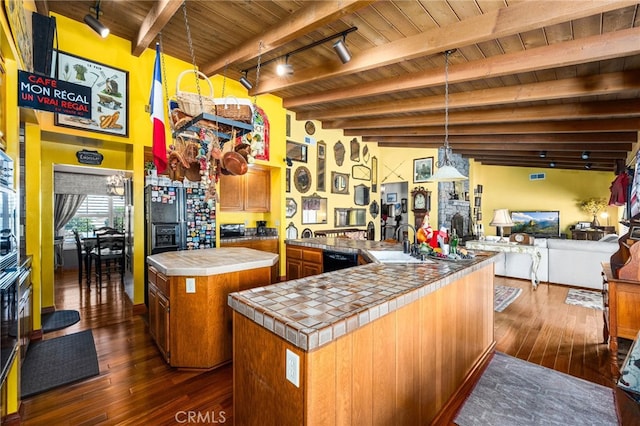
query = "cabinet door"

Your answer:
(303, 263), (323, 278)
(157, 293), (170, 362)
(287, 258), (303, 280)
(219, 174), (244, 211)
(244, 167), (271, 212)
(148, 283), (158, 340)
